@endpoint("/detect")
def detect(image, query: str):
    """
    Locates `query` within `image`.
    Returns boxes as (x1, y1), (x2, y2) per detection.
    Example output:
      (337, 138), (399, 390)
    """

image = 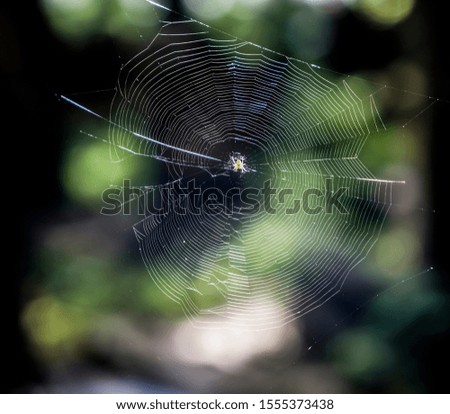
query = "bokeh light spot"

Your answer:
(40, 0), (102, 42)
(182, 0), (237, 21)
(354, 0), (416, 27)
(62, 128), (146, 208)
